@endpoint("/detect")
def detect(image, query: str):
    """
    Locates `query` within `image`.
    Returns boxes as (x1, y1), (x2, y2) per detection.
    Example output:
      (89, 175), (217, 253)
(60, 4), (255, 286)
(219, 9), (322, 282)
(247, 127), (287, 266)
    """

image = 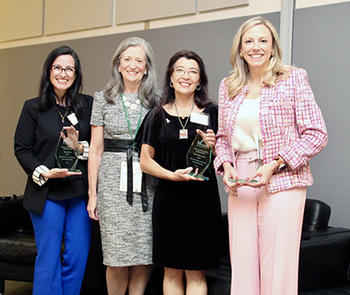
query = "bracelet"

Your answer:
(273, 156), (286, 172)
